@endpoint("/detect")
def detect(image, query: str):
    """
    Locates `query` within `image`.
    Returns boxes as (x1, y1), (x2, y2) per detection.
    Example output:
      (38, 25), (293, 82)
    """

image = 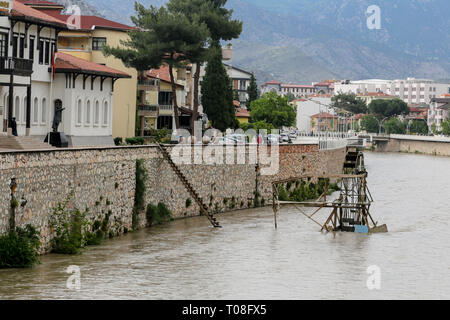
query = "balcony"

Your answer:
(138, 104), (159, 117)
(138, 78), (160, 92)
(159, 105), (173, 116)
(0, 57), (33, 75)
